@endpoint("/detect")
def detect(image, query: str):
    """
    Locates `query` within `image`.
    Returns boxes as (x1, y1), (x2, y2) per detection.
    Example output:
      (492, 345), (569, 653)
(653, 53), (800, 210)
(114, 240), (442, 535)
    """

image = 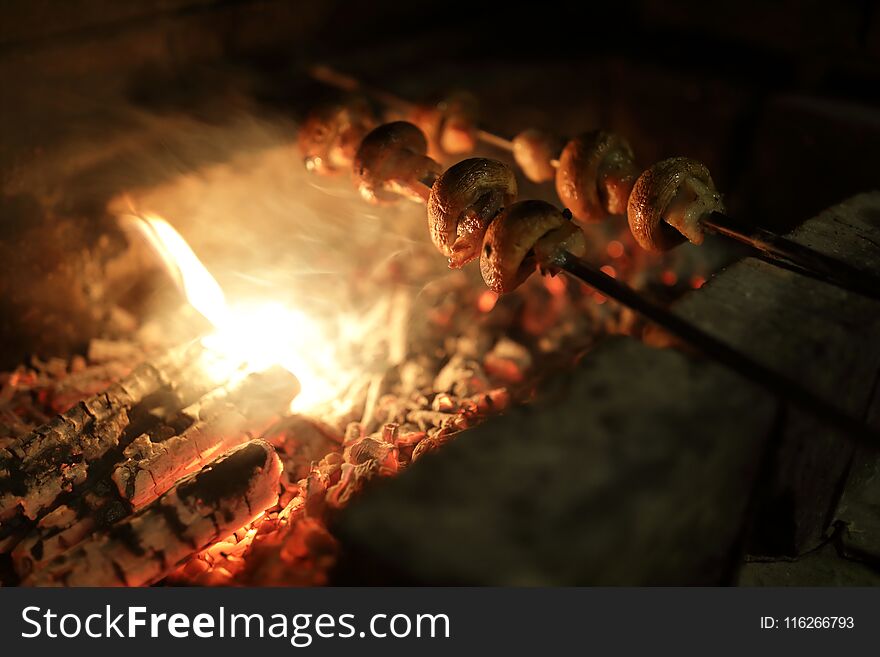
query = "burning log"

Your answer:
(24, 439), (282, 587)
(9, 366), (298, 577)
(0, 341), (237, 533)
(86, 338), (146, 365)
(113, 365), (298, 507)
